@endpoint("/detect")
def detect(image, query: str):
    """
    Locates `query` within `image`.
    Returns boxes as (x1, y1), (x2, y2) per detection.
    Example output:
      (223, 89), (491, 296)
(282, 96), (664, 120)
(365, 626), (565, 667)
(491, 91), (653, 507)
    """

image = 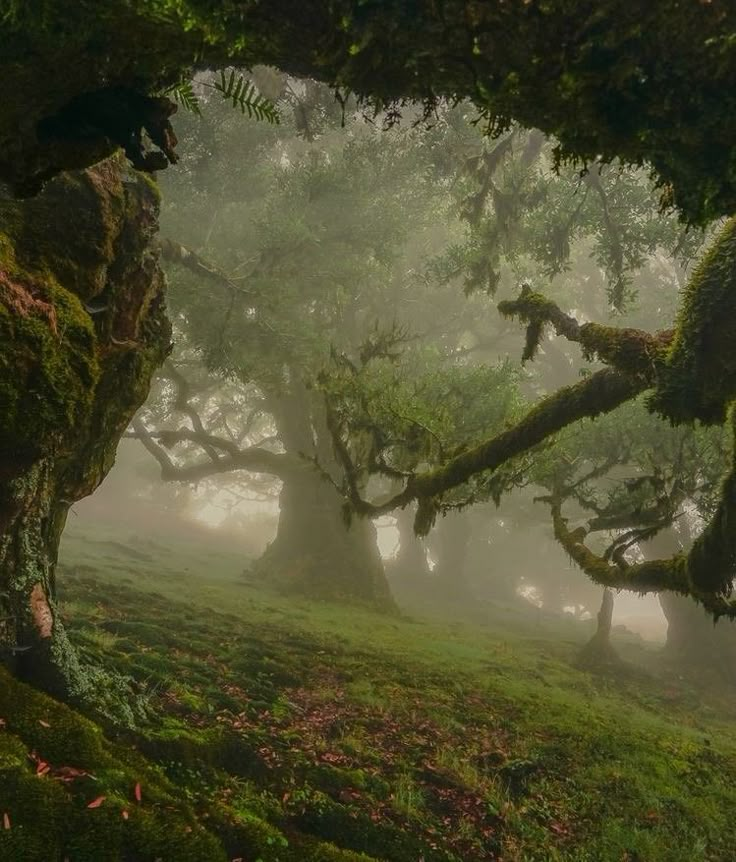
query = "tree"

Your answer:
(0, 157), (169, 711)
(325, 126), (736, 620)
(130, 84), (458, 607)
(534, 398), (736, 671)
